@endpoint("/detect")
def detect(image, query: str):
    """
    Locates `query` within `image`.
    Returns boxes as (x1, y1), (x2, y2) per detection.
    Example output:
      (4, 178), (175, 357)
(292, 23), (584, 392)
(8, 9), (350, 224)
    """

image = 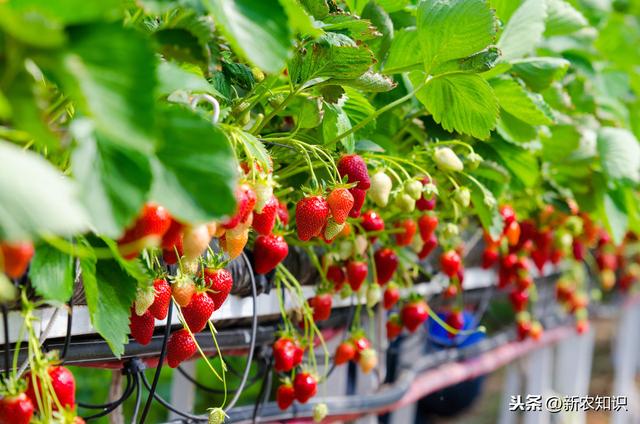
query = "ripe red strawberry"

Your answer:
(203, 267), (233, 310)
(418, 215), (438, 242)
(361, 210), (384, 233)
(26, 366), (75, 411)
(416, 177), (436, 211)
(576, 319), (589, 334)
(374, 248), (398, 285)
(161, 218), (183, 250)
(273, 337), (296, 372)
(220, 227), (249, 259)
(295, 196), (330, 241)
(418, 233), (438, 260)
(338, 154), (370, 190)
(482, 248), (499, 269)
(395, 219), (417, 246)
(351, 335), (371, 361)
(253, 234), (289, 274)
(0, 392), (34, 424)
(148, 279), (171, 320)
(443, 284), (458, 298)
(401, 299), (429, 332)
(383, 284), (400, 310)
(253, 195), (278, 235)
(334, 341), (356, 365)
(504, 221), (521, 246)
(172, 274), (196, 307)
(167, 329), (196, 368)
(327, 188), (354, 224)
(130, 308), (155, 345)
(516, 319), (531, 340)
(499, 205), (516, 226)
(386, 314), (403, 340)
(309, 293), (332, 322)
(223, 184), (257, 229)
(440, 250), (461, 278)
(293, 372), (317, 403)
(276, 383), (295, 410)
(0, 242), (34, 279)
(182, 292), (215, 333)
(348, 188), (367, 218)
(509, 289), (529, 312)
(277, 200), (289, 226)
(118, 203), (172, 259)
(326, 264), (346, 291)
(445, 310), (465, 339)
(292, 340), (304, 367)
(572, 240), (585, 261)
(346, 260), (368, 291)
(162, 235), (183, 265)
